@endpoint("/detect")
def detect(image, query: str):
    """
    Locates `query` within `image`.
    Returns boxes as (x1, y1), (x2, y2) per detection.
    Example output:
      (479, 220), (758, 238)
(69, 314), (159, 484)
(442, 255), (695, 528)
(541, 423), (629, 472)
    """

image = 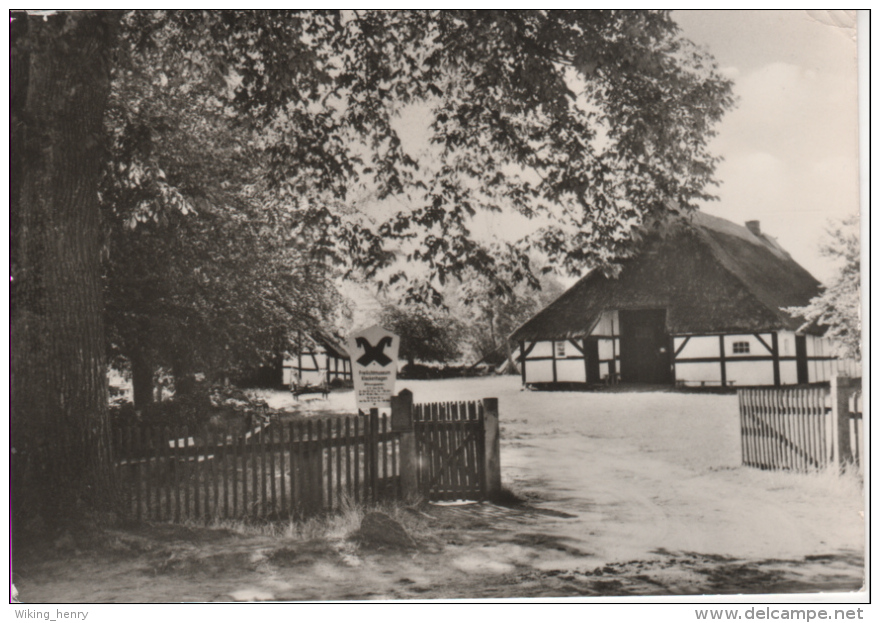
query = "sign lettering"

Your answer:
(348, 325), (399, 410)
